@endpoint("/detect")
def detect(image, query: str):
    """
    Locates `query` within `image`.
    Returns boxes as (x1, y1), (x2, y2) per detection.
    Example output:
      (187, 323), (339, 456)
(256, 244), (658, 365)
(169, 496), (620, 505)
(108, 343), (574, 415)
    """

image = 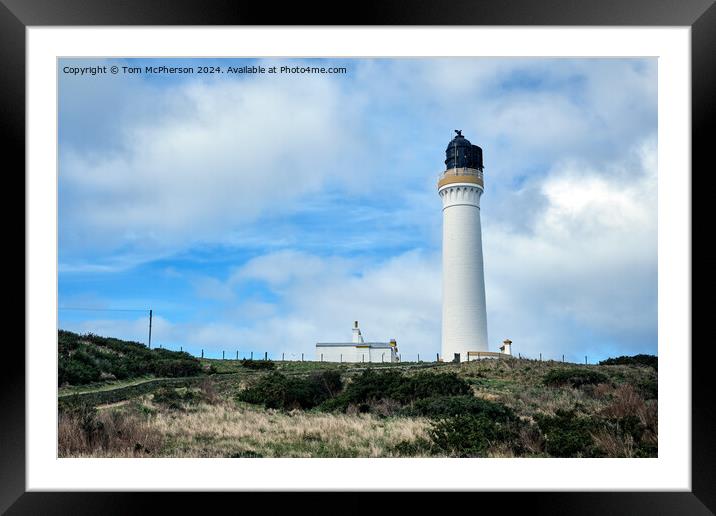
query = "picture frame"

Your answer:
(5, 0), (712, 512)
